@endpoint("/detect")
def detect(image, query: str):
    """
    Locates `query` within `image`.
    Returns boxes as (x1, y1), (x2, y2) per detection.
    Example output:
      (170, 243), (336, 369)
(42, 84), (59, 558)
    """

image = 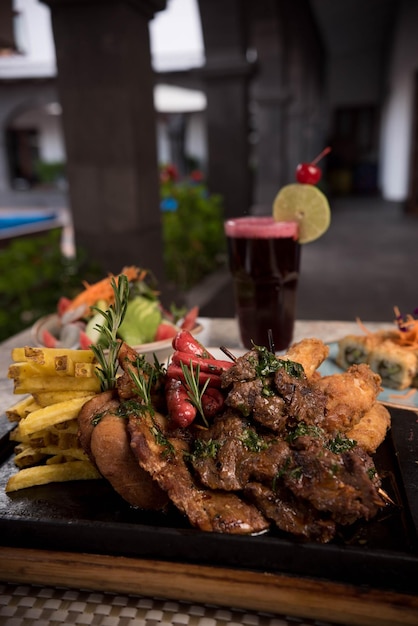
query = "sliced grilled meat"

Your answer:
(284, 435), (384, 525)
(221, 349), (259, 387)
(273, 368), (327, 428)
(244, 481), (336, 543)
(128, 411), (270, 535)
(191, 410), (290, 491)
(252, 393), (287, 432)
